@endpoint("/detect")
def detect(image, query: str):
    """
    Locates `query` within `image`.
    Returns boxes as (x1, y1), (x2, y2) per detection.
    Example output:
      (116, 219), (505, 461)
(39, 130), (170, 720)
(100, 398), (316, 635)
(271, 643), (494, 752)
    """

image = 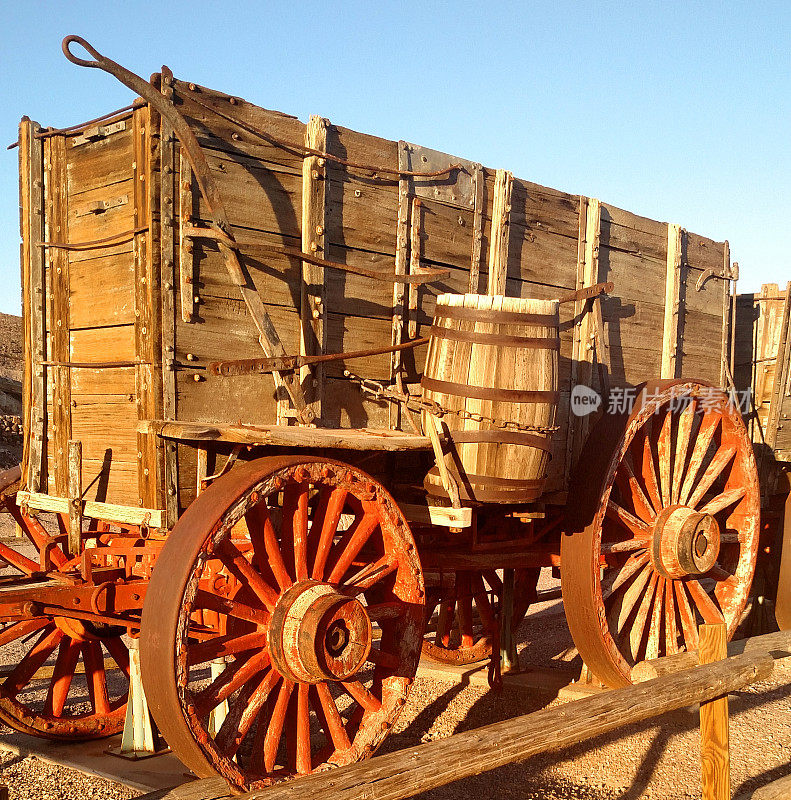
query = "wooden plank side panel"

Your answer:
(65, 120), (134, 198)
(69, 253), (136, 329)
